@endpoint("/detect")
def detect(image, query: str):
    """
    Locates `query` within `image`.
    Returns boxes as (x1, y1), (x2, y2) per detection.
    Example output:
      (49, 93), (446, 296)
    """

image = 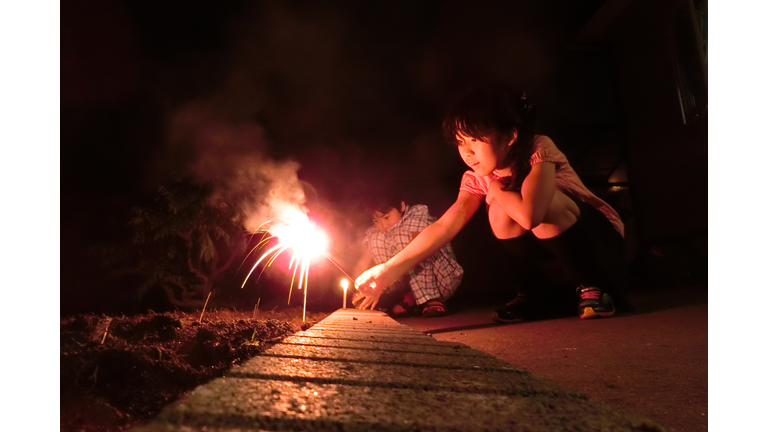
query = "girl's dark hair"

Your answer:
(442, 85), (538, 190)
